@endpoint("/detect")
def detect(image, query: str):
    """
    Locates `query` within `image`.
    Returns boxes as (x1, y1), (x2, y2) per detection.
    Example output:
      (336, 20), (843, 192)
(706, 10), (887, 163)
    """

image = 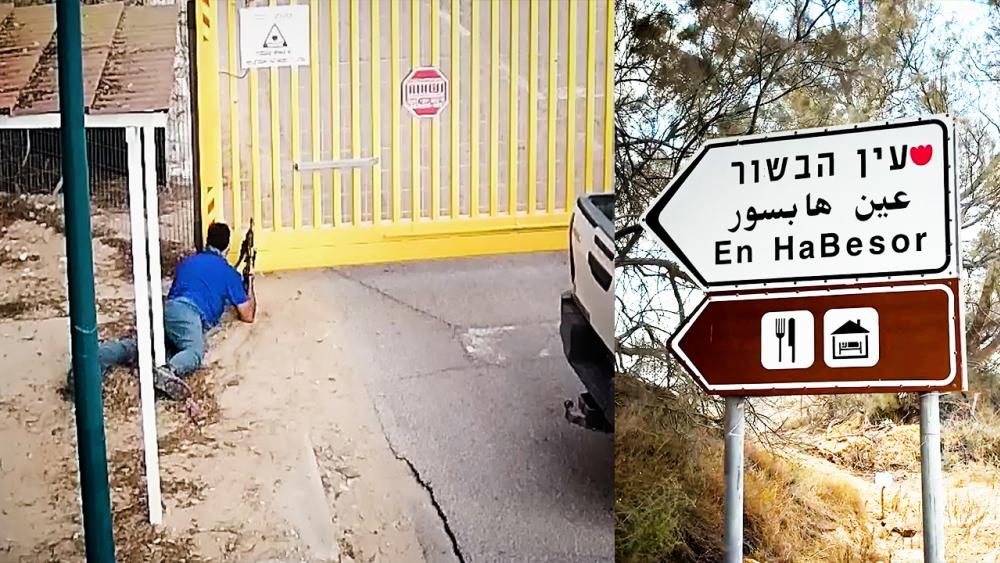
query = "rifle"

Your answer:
(234, 218), (256, 290)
